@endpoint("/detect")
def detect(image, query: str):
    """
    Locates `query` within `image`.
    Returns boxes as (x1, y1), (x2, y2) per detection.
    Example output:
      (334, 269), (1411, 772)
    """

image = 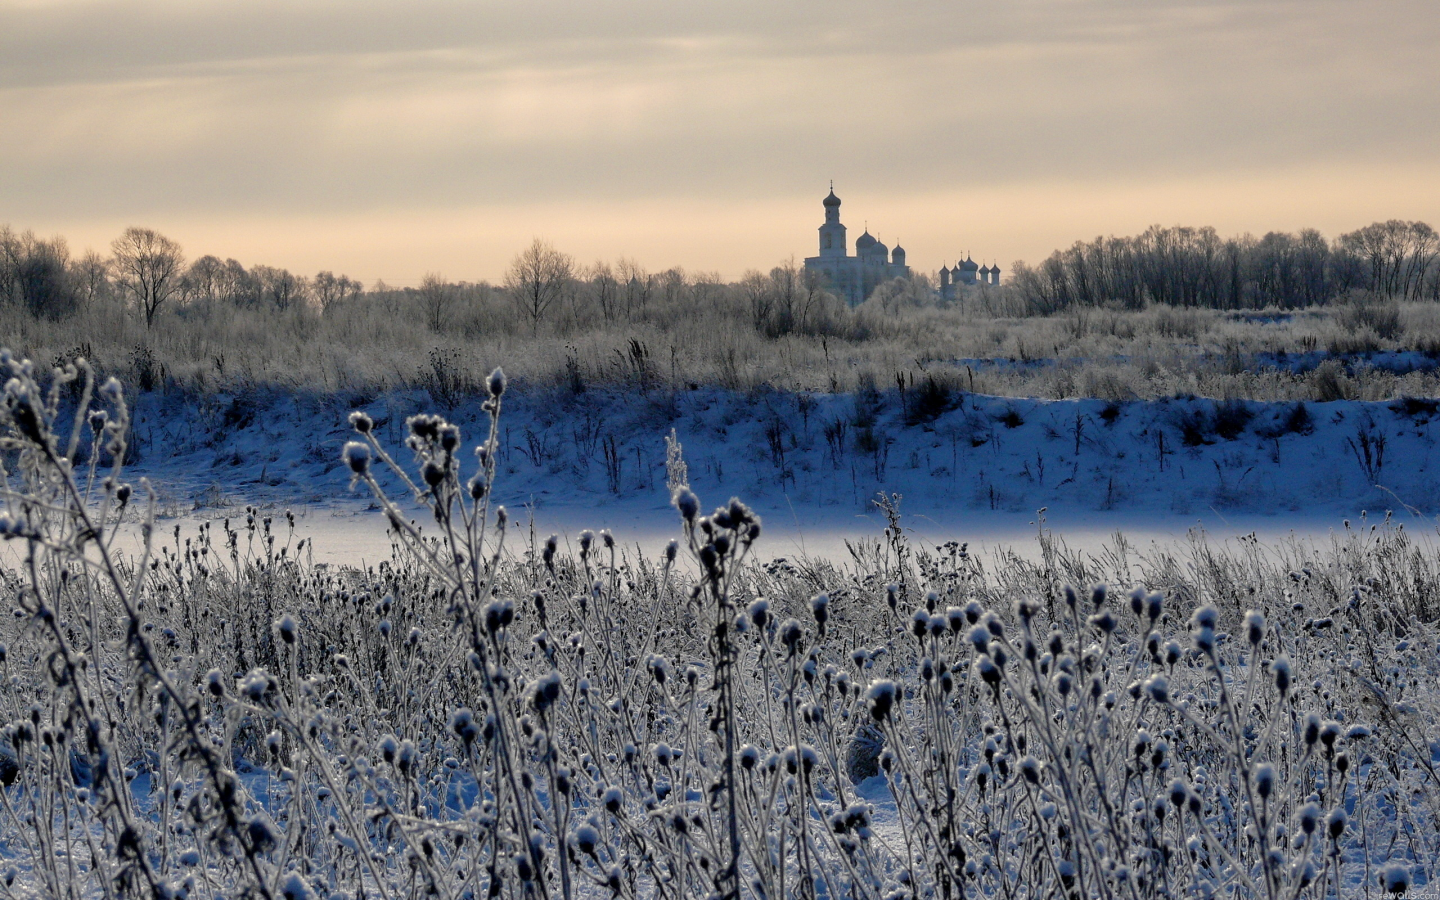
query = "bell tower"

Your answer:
(818, 183), (847, 258)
